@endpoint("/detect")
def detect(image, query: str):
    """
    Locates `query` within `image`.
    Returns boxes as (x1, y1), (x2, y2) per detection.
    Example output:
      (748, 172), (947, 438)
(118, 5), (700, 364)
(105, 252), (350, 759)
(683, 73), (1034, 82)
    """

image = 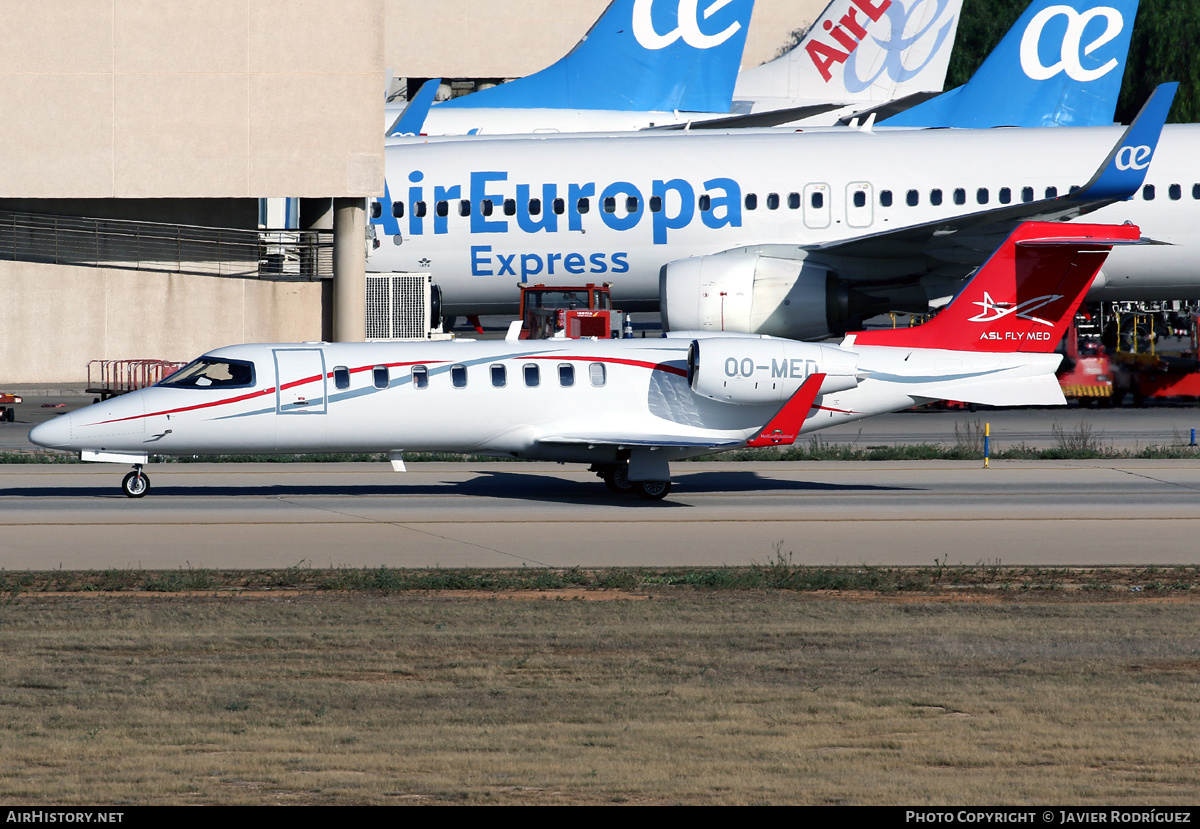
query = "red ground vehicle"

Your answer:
(517, 282), (624, 340)
(1057, 317), (1114, 403)
(0, 392), (20, 422)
